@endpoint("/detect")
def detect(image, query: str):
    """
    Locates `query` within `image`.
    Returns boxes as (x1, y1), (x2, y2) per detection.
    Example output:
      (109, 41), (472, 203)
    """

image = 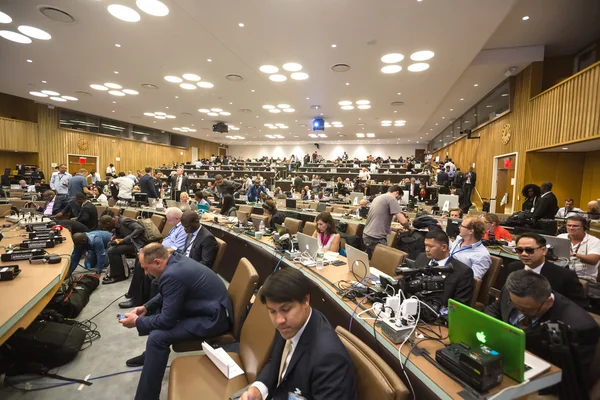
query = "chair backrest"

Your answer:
(471, 278), (482, 308)
(332, 206), (347, 214)
(250, 213), (269, 227)
(477, 255), (503, 306)
(227, 257), (258, 340)
(122, 209), (140, 219)
(345, 222), (363, 237)
(303, 221), (317, 236)
(212, 237), (227, 273)
(0, 204), (11, 217)
(161, 220), (174, 237)
(239, 204), (253, 214)
(283, 217), (302, 235)
(95, 205), (108, 217)
(336, 326), (409, 400)
(151, 214), (166, 232)
(9, 199), (27, 209)
(108, 206), (121, 216)
(387, 231), (398, 248)
(370, 244), (407, 277)
(239, 288), (276, 383)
